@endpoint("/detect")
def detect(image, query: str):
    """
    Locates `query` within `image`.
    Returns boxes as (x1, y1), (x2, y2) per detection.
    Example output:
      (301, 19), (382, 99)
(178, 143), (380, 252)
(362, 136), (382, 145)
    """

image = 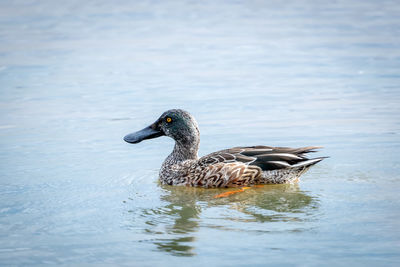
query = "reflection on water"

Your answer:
(228, 185), (317, 224)
(126, 184), (317, 256)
